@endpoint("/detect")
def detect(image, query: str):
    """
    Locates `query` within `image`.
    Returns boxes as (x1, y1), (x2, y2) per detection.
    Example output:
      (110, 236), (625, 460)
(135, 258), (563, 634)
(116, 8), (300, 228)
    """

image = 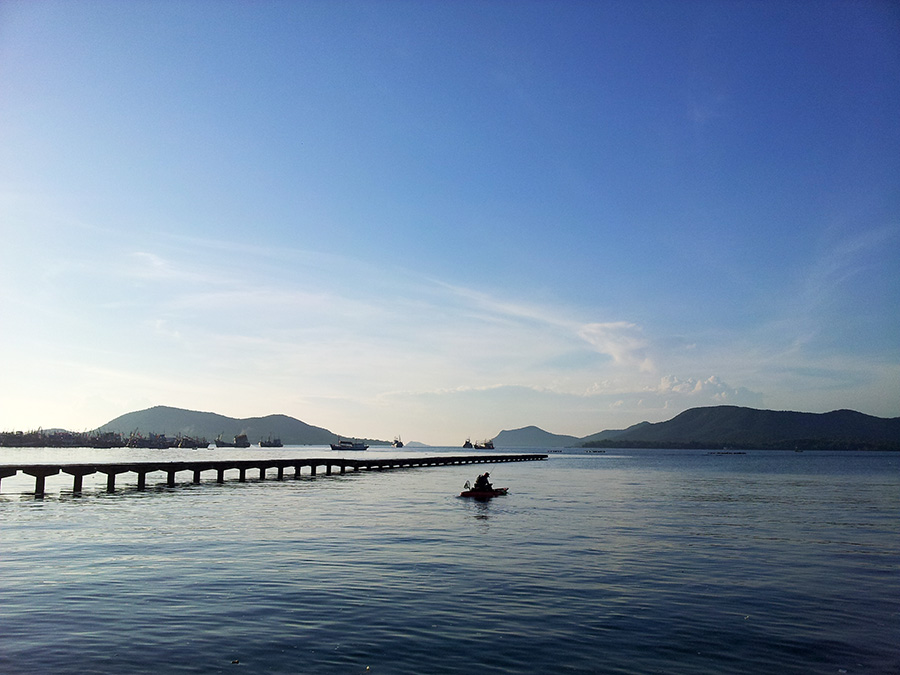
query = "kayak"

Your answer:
(459, 487), (508, 498)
